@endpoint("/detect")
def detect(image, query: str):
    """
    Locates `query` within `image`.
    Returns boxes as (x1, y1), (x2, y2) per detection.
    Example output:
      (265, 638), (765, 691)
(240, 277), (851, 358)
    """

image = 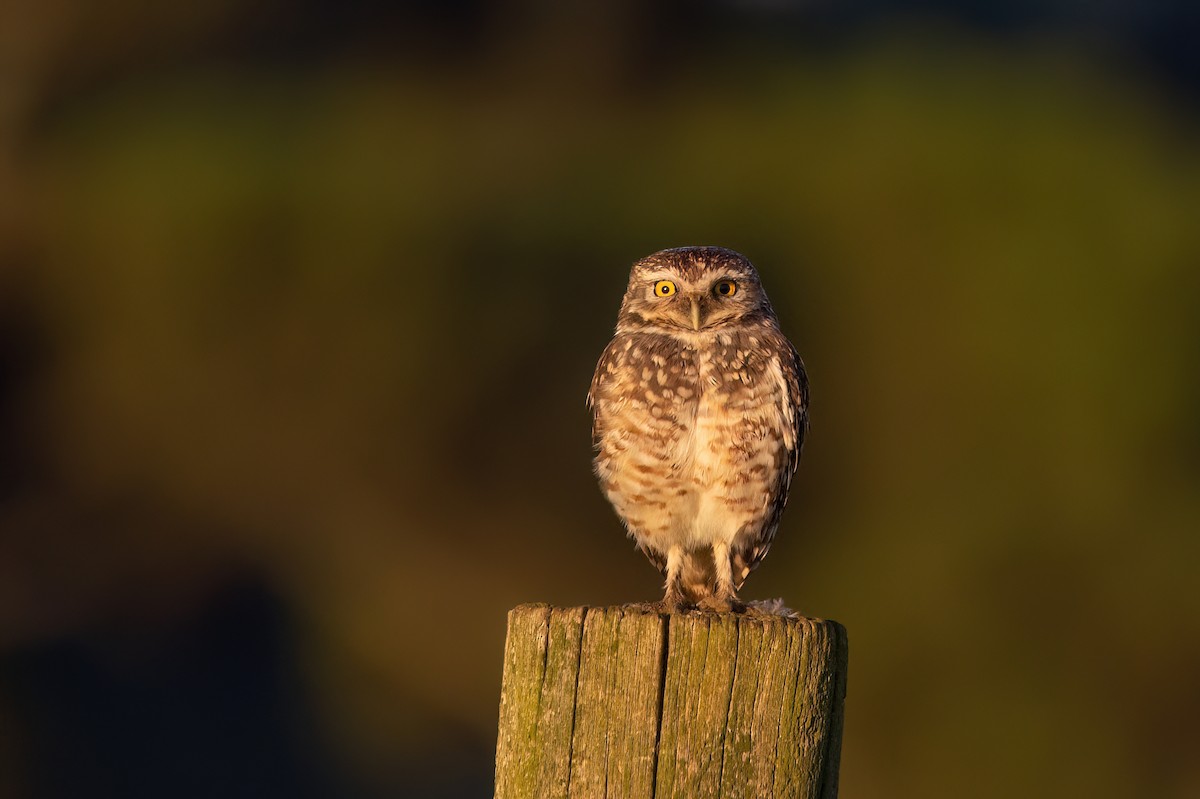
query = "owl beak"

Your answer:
(690, 297), (702, 331)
